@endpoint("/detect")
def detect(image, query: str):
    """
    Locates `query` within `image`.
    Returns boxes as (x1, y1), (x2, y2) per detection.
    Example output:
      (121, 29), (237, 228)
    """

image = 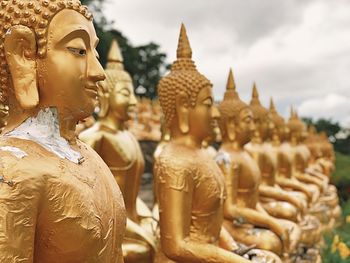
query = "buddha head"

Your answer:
(158, 24), (219, 142)
(218, 69), (255, 145)
(98, 39), (137, 123)
(249, 83), (275, 141)
(0, 0), (105, 140)
(287, 107), (307, 143)
(269, 98), (286, 141)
